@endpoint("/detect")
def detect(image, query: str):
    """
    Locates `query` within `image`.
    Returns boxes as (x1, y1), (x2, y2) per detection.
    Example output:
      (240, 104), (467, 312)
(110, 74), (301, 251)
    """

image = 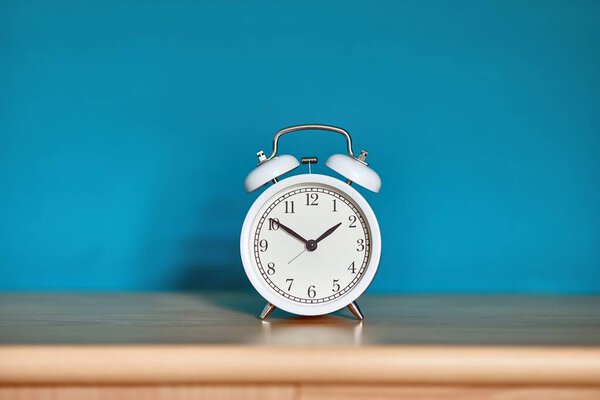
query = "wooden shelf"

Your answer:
(1, 293), (599, 399)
